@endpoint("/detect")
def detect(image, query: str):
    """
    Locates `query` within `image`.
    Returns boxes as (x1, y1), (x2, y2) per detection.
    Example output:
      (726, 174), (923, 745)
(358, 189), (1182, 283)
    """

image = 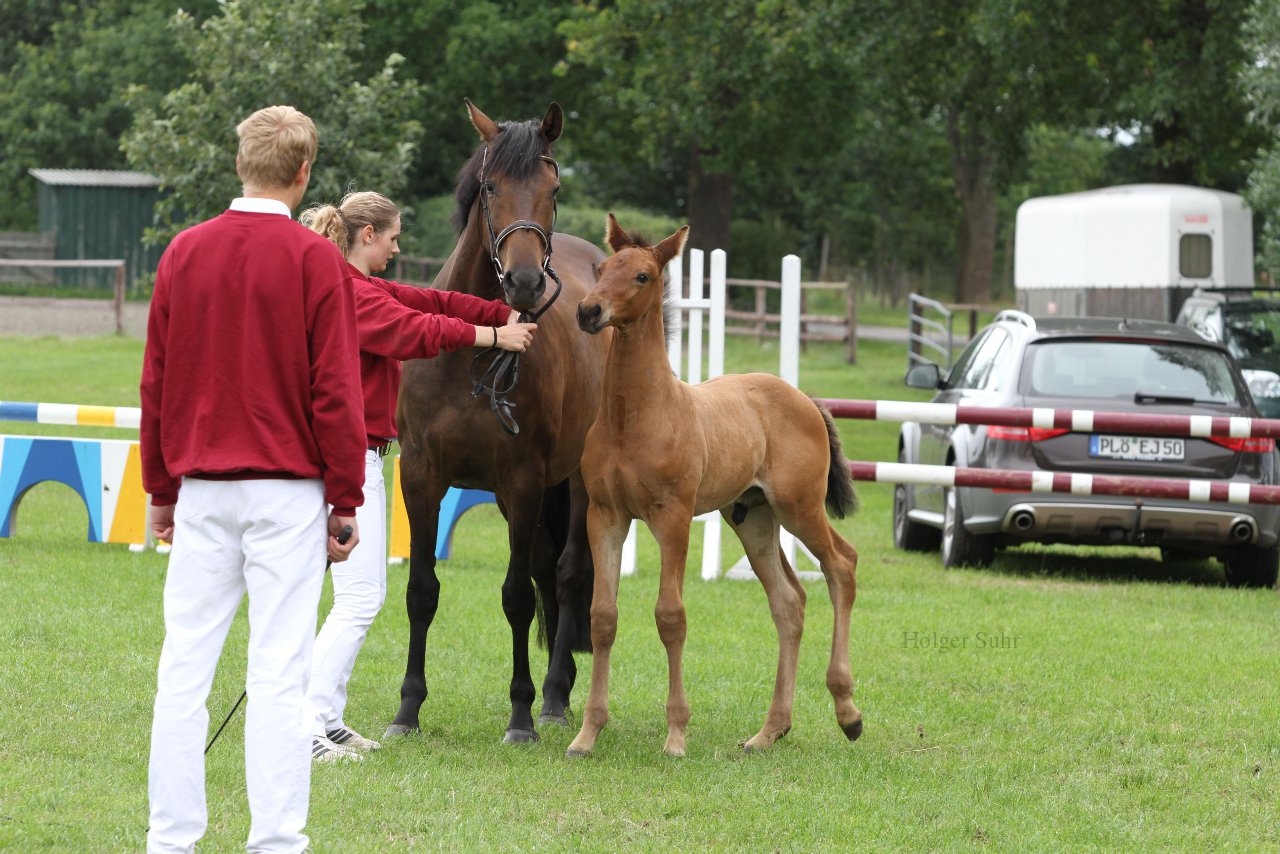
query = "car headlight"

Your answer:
(1243, 369), (1280, 399)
